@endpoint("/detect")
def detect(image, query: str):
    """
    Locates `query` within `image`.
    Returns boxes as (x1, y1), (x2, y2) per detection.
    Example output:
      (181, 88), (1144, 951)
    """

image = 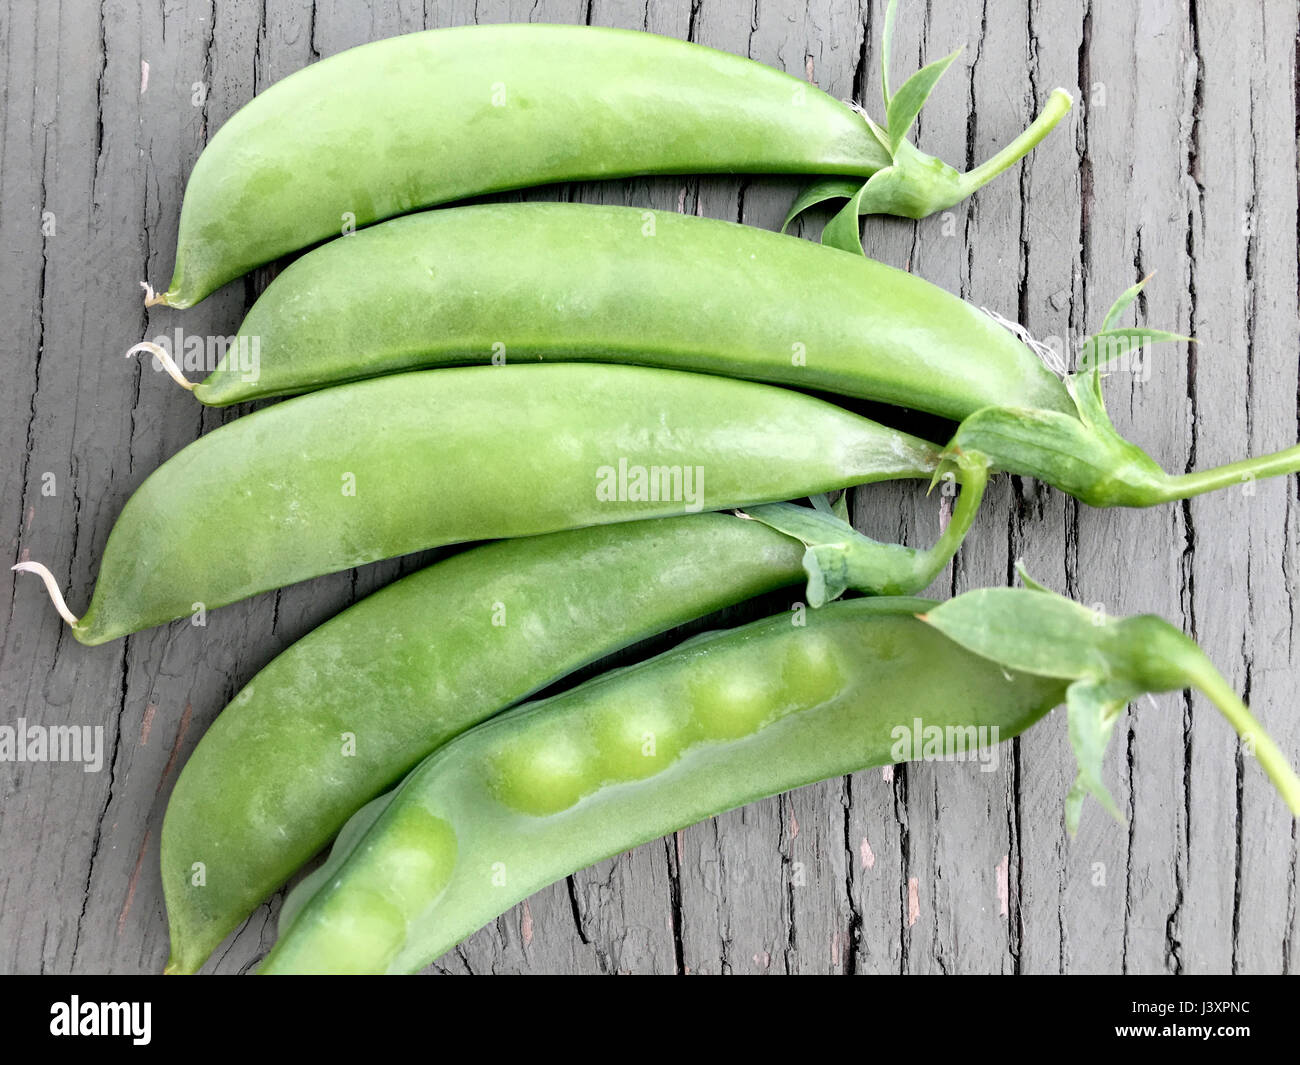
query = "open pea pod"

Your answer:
(259, 586), (1297, 974)
(259, 597), (1068, 975)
